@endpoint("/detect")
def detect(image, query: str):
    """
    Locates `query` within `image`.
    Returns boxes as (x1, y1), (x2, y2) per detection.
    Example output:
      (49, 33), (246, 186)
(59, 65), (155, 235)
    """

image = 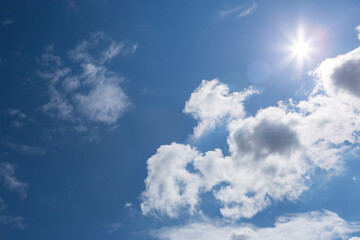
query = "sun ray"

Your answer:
(284, 26), (314, 68)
